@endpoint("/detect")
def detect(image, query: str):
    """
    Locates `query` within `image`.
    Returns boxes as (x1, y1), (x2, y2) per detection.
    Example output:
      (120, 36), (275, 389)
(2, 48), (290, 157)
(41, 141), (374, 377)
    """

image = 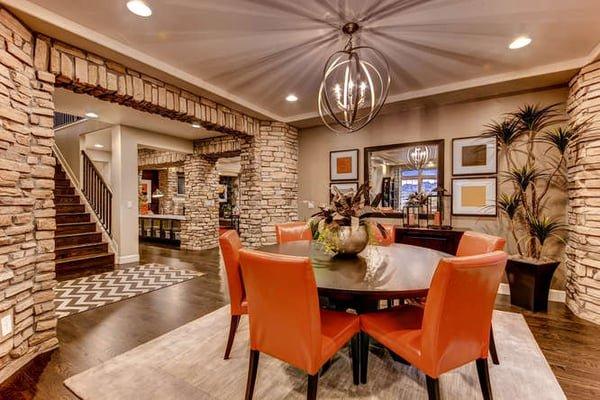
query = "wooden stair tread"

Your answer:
(55, 242), (107, 251)
(56, 222), (95, 226)
(55, 232), (101, 239)
(55, 252), (113, 264)
(56, 212), (90, 216)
